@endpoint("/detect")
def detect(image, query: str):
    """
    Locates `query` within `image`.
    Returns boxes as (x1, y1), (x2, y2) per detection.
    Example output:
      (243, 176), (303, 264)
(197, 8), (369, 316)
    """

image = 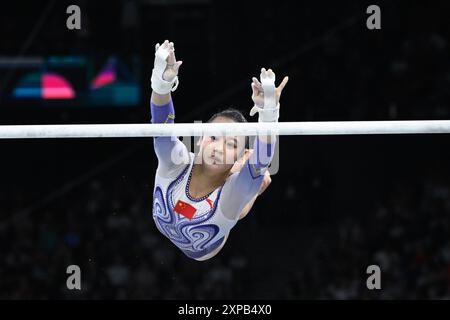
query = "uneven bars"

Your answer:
(0, 121), (450, 139)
